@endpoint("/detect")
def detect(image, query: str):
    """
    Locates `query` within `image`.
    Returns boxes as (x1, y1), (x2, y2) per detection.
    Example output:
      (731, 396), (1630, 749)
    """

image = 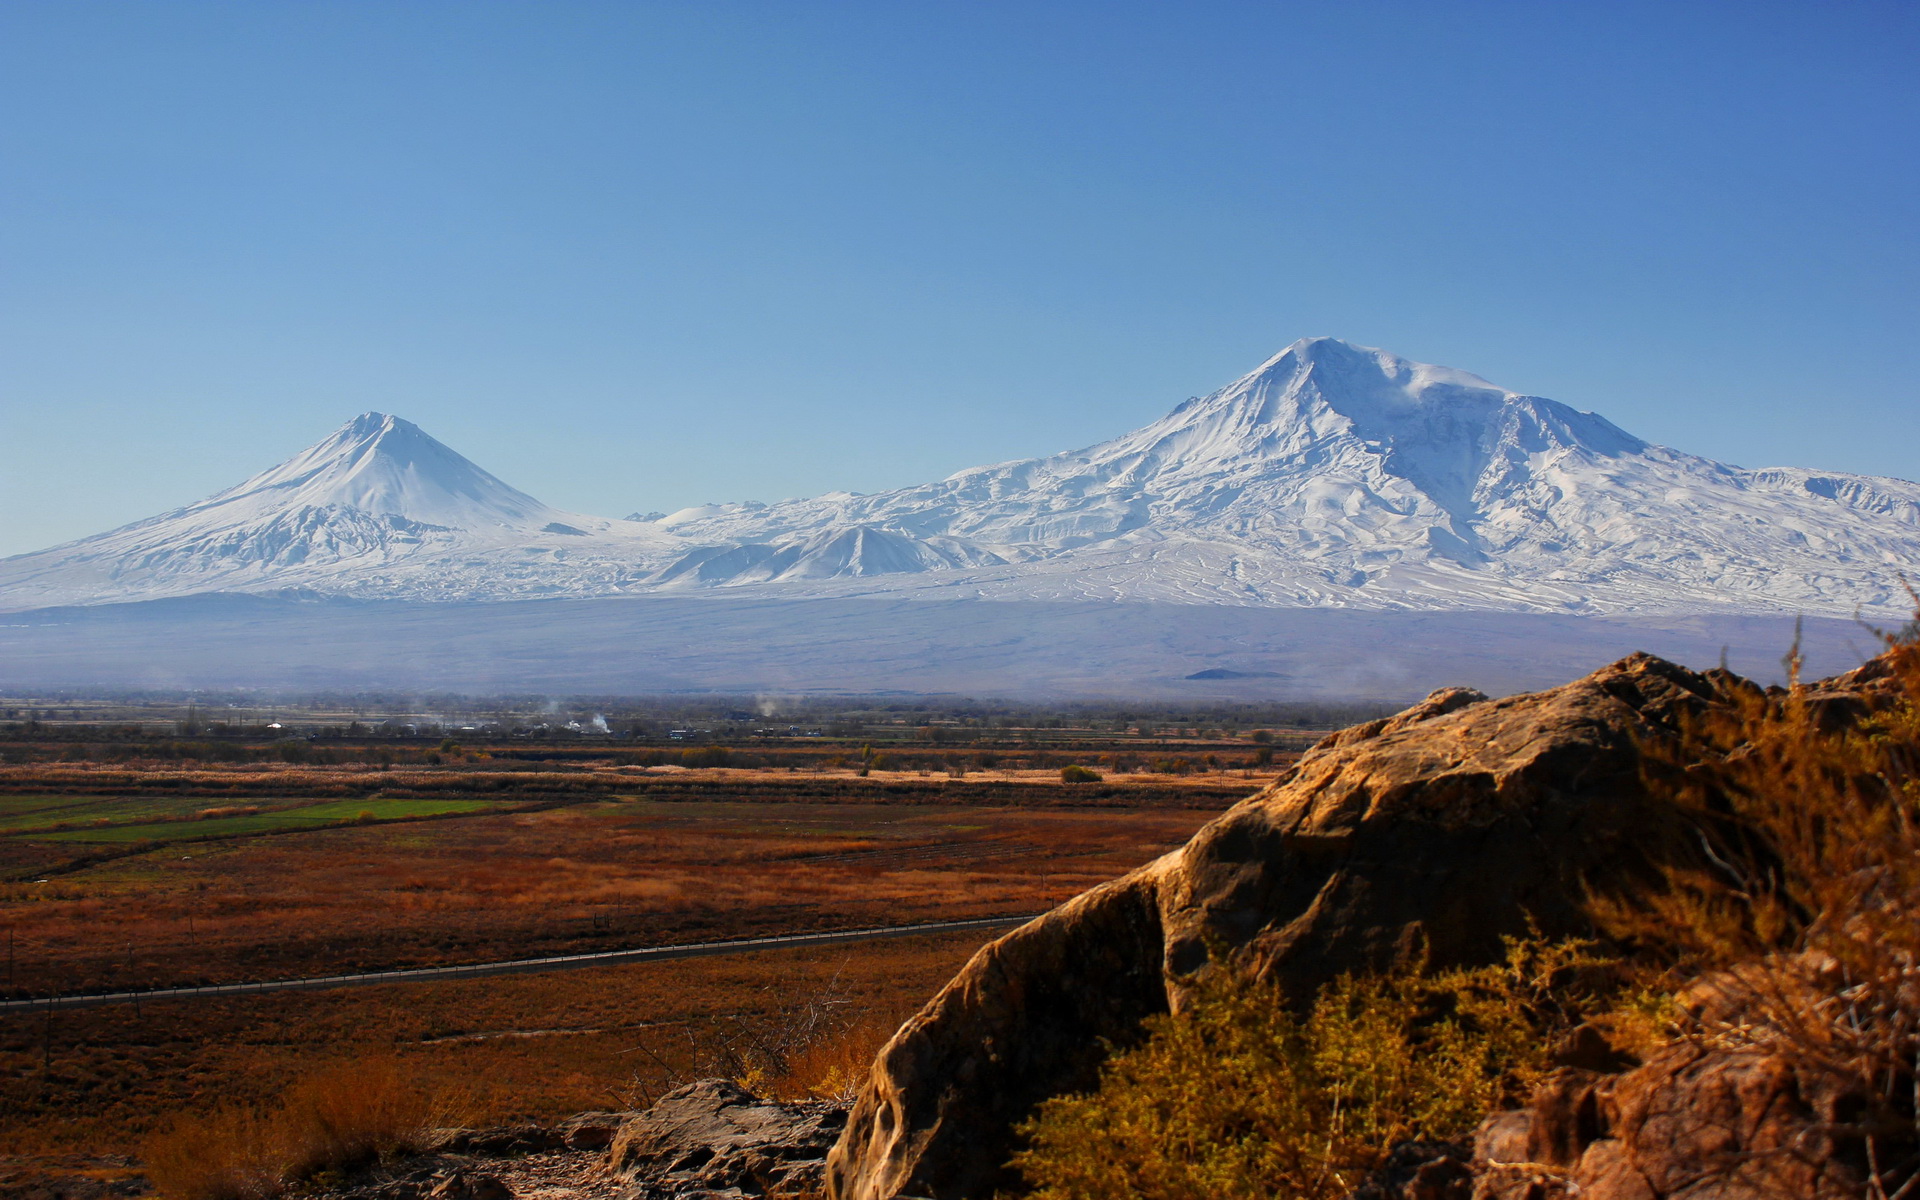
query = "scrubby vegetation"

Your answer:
(1011, 936), (1620, 1200)
(1594, 620), (1920, 1196)
(629, 969), (924, 1108)
(1015, 617), (1920, 1200)
(142, 1057), (433, 1200)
